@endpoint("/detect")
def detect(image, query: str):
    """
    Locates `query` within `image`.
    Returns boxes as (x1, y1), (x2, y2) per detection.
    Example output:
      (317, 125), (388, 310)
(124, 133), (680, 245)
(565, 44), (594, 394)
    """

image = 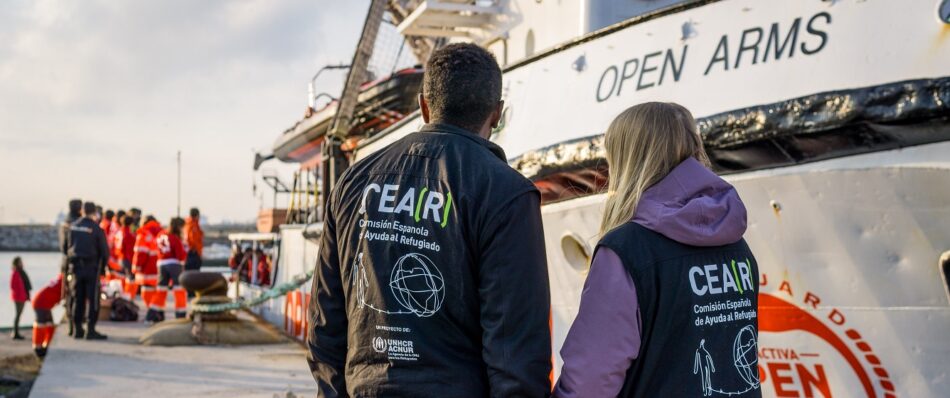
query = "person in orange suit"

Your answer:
(114, 215), (136, 295)
(131, 216), (162, 312)
(148, 218), (188, 322)
(31, 274), (64, 357)
(183, 208), (204, 272)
